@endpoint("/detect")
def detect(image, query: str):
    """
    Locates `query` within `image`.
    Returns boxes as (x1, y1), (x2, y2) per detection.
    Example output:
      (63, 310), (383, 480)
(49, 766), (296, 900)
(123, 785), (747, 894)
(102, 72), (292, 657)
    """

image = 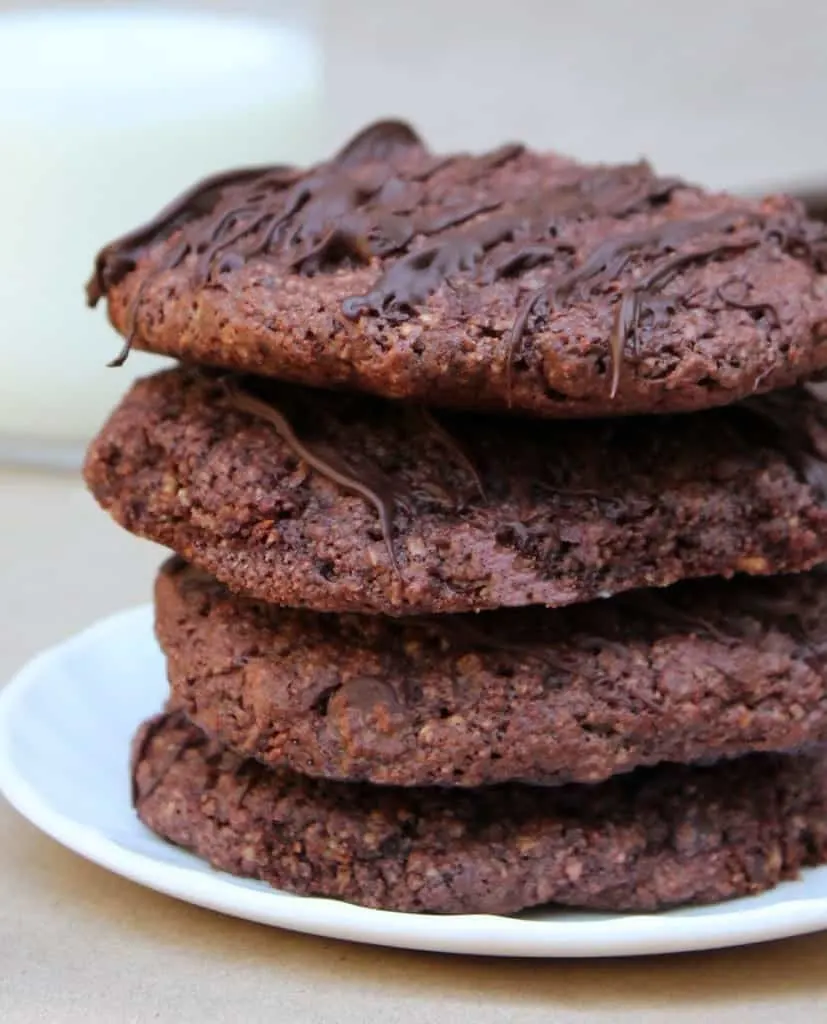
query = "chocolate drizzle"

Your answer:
(86, 166), (285, 306)
(716, 277), (780, 328)
(106, 238), (189, 367)
(340, 160), (681, 320)
(507, 211), (765, 401)
(87, 119), (822, 400)
(332, 118), (425, 167)
(223, 378), (401, 574)
(87, 122), (686, 369)
(416, 406), (486, 501)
